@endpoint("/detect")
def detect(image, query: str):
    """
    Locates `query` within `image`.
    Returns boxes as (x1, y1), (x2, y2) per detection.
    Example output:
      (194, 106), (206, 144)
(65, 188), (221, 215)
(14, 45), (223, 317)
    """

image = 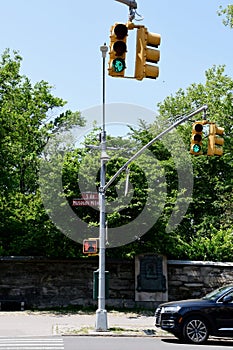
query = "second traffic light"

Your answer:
(207, 123), (224, 156)
(109, 23), (128, 77)
(135, 26), (161, 80)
